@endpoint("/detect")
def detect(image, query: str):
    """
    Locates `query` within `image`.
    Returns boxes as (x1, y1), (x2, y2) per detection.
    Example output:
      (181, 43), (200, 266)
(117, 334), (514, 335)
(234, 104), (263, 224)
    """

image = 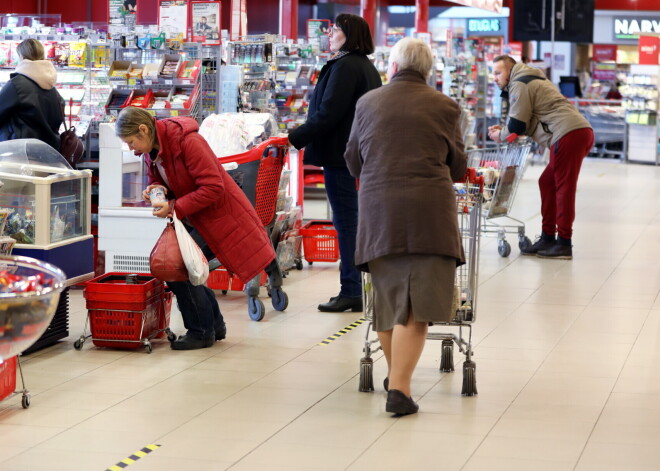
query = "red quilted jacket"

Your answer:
(147, 117), (275, 282)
